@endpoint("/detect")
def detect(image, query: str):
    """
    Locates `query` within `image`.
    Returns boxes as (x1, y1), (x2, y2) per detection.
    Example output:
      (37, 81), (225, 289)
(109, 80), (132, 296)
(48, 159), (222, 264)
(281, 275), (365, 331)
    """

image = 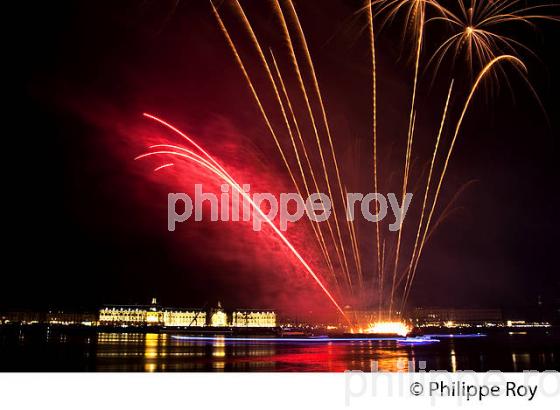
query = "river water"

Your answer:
(0, 328), (558, 372)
